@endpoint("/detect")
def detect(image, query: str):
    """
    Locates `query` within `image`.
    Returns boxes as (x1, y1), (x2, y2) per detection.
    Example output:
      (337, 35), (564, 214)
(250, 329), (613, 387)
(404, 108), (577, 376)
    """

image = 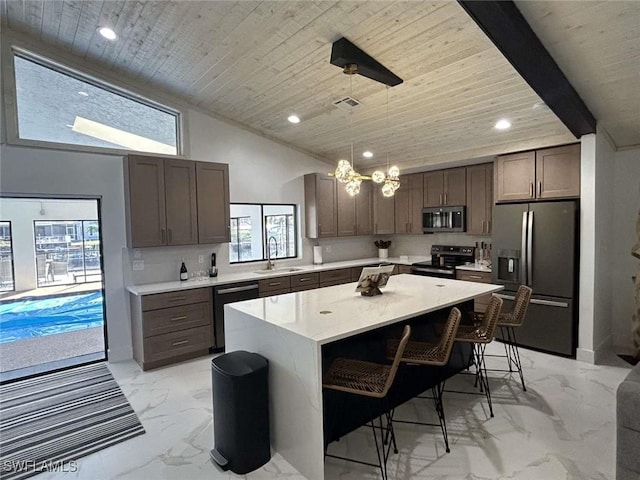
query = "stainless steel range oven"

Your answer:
(411, 245), (475, 279)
